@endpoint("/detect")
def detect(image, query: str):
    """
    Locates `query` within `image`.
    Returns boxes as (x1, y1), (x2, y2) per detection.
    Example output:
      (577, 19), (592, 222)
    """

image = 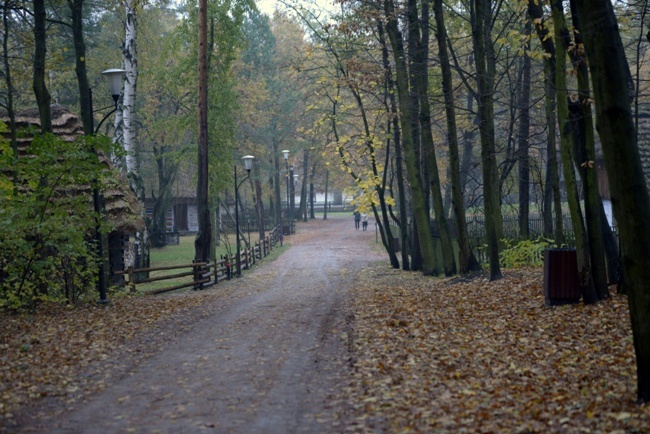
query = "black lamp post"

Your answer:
(235, 155), (255, 277)
(90, 68), (126, 304)
(289, 165), (295, 223)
